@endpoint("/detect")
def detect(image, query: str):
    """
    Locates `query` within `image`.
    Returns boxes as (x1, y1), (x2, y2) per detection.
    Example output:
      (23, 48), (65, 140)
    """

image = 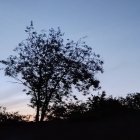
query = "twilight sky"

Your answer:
(0, 0), (140, 115)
